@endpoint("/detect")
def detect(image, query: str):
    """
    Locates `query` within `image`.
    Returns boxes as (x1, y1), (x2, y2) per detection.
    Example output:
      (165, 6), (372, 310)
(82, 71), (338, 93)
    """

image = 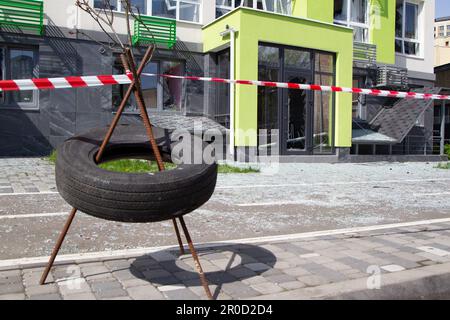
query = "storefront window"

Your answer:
(257, 44), (335, 155)
(112, 57), (183, 112)
(216, 50), (230, 128)
(141, 62), (159, 109)
(314, 53), (334, 154)
(258, 46), (280, 155)
(161, 60), (184, 111)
